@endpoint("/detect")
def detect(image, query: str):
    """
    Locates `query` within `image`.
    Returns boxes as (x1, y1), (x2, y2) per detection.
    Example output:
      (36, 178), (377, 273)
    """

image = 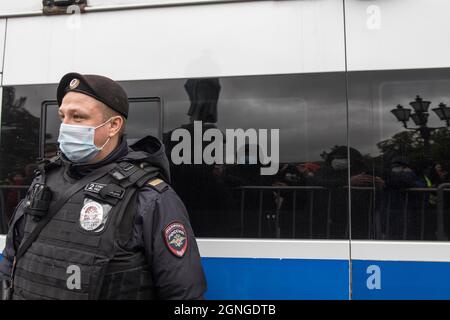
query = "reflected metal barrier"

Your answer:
(237, 186), (329, 238)
(385, 185), (450, 241)
(1, 184), (449, 240)
(436, 183), (450, 241)
(385, 188), (435, 240)
(236, 184), (450, 240)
